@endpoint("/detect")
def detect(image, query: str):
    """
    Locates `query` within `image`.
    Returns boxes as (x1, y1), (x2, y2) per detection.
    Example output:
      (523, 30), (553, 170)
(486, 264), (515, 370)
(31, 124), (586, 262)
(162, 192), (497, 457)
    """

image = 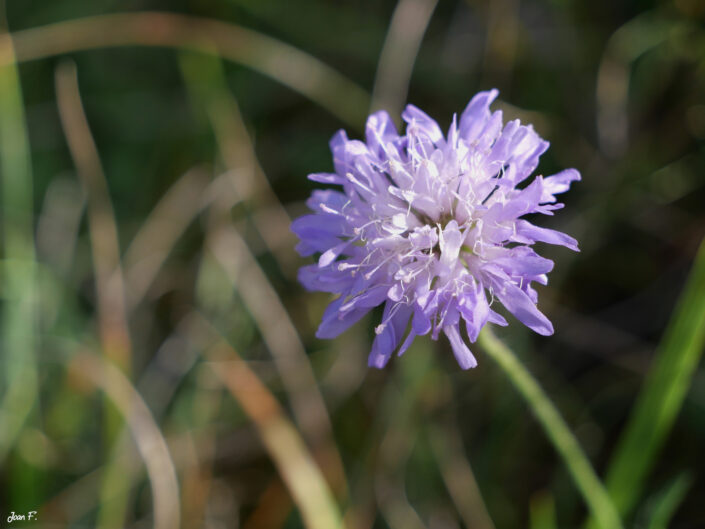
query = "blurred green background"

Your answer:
(0, 0), (704, 528)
